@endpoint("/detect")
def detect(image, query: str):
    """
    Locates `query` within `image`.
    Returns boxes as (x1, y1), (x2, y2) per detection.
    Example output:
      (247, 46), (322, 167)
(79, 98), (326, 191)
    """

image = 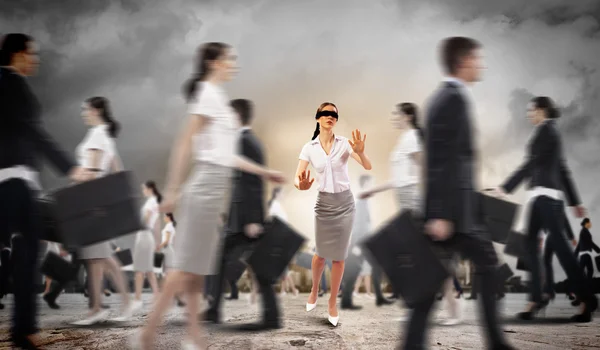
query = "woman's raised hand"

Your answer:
(298, 170), (314, 190)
